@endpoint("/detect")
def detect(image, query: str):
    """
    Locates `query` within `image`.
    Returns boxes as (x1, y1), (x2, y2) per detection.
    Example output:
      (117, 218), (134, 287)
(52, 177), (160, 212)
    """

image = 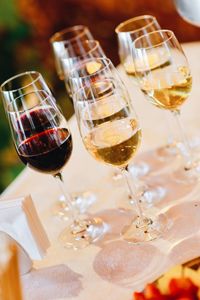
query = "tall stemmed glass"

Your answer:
(1, 71), (96, 217)
(71, 57), (169, 243)
(133, 30), (195, 180)
(116, 16), (178, 162)
(50, 25), (93, 81)
(6, 90), (105, 249)
(115, 16), (167, 206)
